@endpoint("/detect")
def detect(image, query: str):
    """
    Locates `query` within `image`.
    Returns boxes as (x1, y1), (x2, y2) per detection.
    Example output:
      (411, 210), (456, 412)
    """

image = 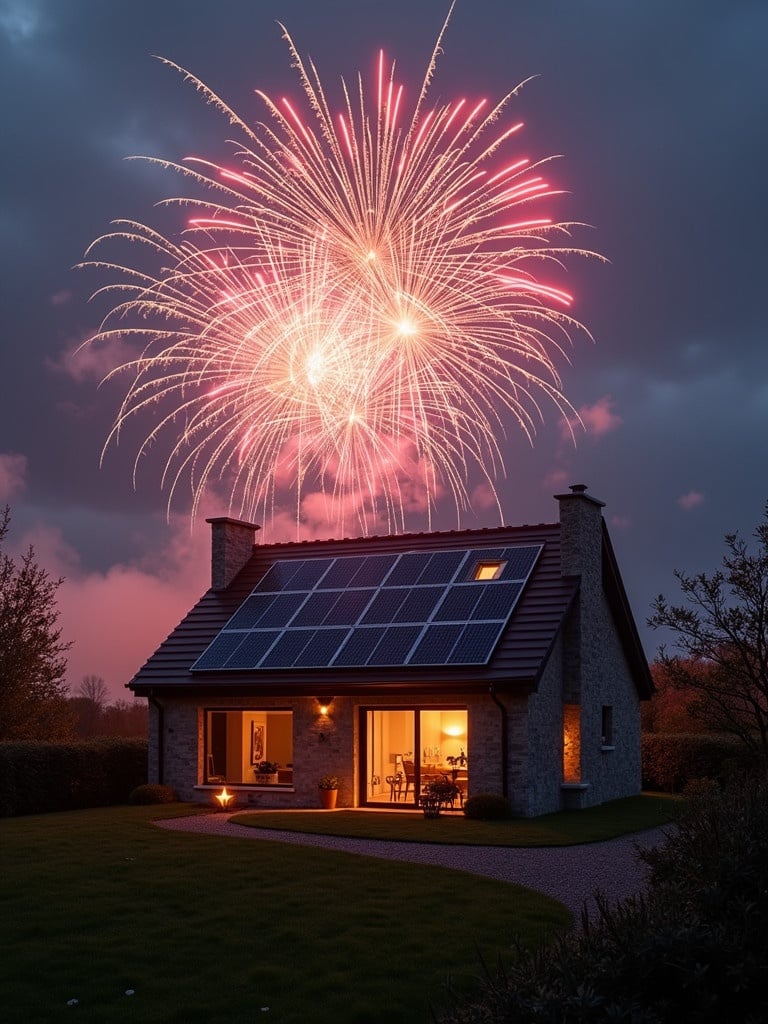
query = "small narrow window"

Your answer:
(601, 705), (614, 747)
(474, 561), (506, 581)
